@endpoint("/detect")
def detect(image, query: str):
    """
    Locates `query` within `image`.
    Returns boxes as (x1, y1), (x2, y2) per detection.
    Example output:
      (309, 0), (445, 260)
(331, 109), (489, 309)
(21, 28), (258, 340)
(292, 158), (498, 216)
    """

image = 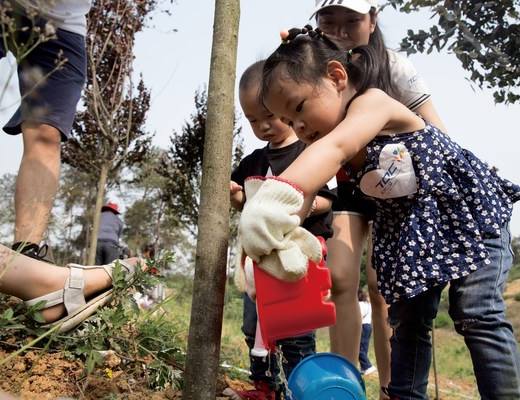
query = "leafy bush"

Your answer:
(0, 253), (185, 391)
